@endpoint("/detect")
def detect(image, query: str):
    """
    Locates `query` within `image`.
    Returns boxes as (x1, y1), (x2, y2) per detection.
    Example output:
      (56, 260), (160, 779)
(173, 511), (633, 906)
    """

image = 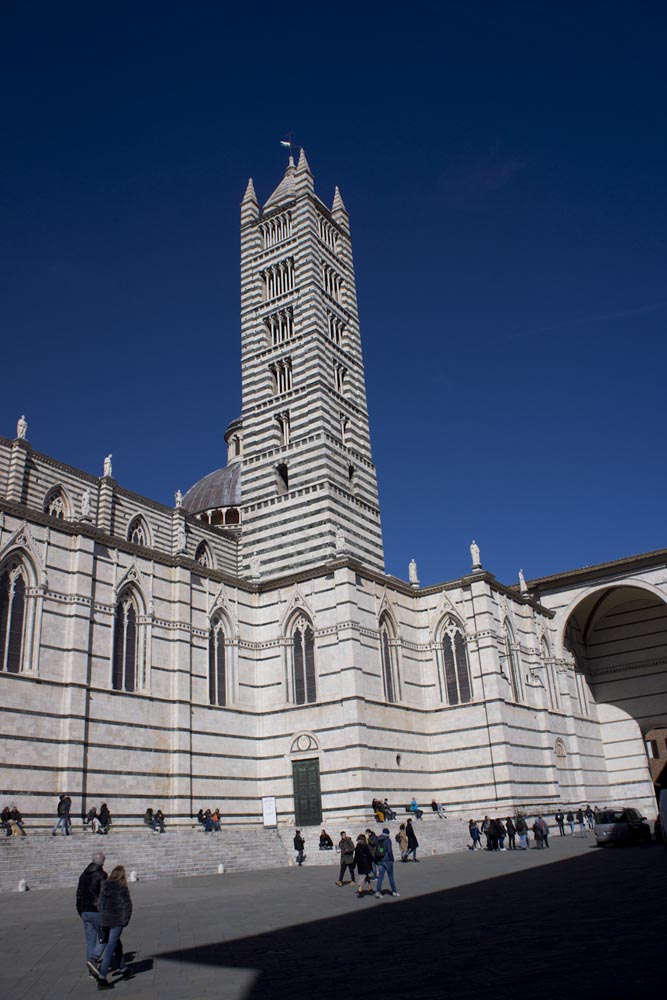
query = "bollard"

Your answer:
(18, 878), (27, 892)
(129, 870), (138, 882)
(217, 863), (224, 874)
